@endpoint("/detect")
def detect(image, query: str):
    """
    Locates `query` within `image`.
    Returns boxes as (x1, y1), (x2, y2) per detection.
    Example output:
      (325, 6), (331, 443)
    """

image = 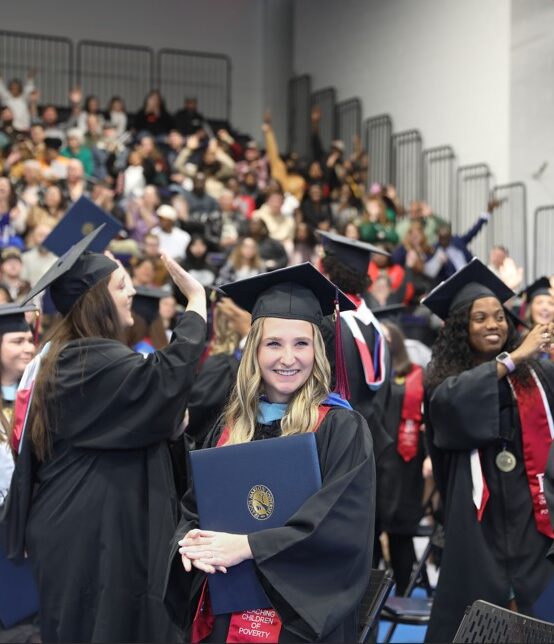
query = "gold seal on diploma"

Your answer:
(81, 222), (95, 236)
(248, 484), (274, 520)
